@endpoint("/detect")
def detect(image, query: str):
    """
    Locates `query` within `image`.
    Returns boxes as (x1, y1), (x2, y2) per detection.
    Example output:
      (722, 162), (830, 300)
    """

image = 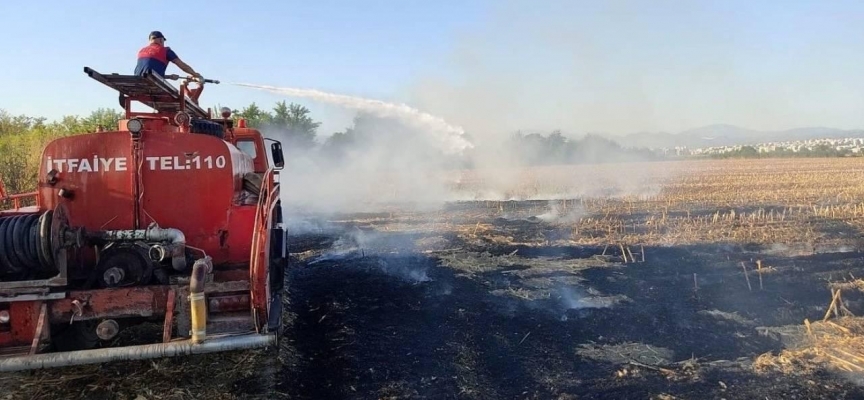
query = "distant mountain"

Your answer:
(613, 124), (864, 149)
